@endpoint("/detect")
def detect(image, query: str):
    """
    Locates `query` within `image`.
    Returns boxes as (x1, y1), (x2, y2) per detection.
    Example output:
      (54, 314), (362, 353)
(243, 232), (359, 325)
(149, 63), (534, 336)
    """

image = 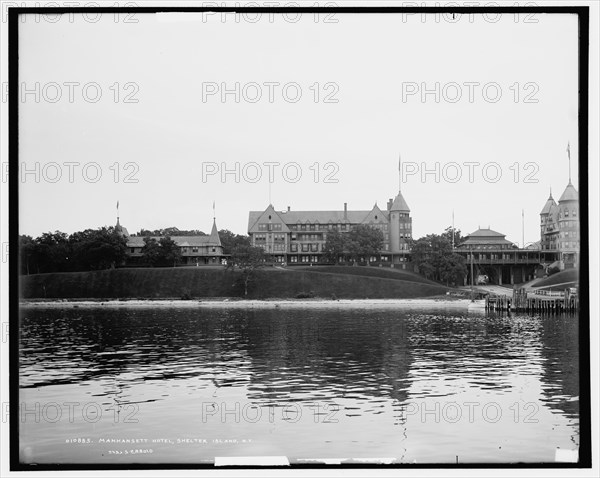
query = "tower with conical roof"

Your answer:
(557, 180), (579, 268)
(539, 189), (557, 252)
(208, 202), (222, 257)
(114, 201), (129, 238)
(539, 144), (580, 269)
(388, 157), (412, 255)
